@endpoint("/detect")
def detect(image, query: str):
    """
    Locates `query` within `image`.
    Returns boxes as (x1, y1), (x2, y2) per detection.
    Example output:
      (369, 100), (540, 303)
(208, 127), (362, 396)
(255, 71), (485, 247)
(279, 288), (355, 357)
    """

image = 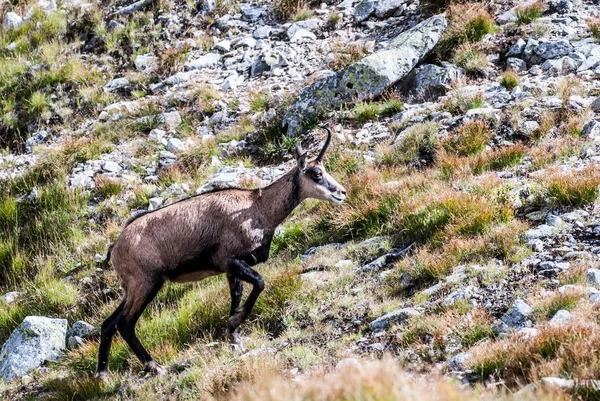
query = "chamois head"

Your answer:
(294, 126), (346, 204)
